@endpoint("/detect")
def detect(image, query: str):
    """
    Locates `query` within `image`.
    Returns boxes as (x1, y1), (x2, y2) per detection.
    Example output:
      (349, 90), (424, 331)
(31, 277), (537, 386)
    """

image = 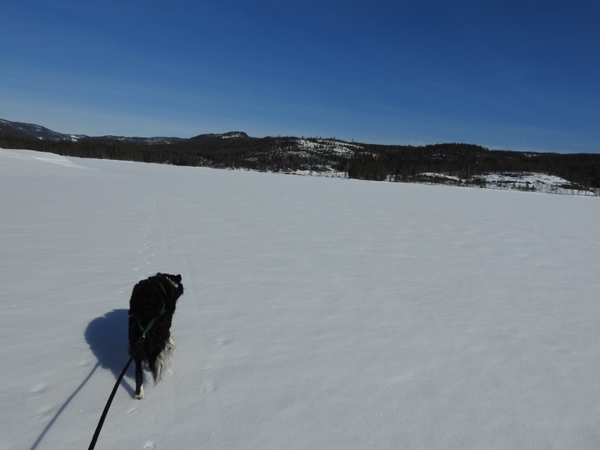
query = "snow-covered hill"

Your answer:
(416, 171), (598, 196)
(2, 118), (598, 195)
(0, 118), (183, 144)
(1, 149), (600, 449)
(0, 118), (88, 141)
